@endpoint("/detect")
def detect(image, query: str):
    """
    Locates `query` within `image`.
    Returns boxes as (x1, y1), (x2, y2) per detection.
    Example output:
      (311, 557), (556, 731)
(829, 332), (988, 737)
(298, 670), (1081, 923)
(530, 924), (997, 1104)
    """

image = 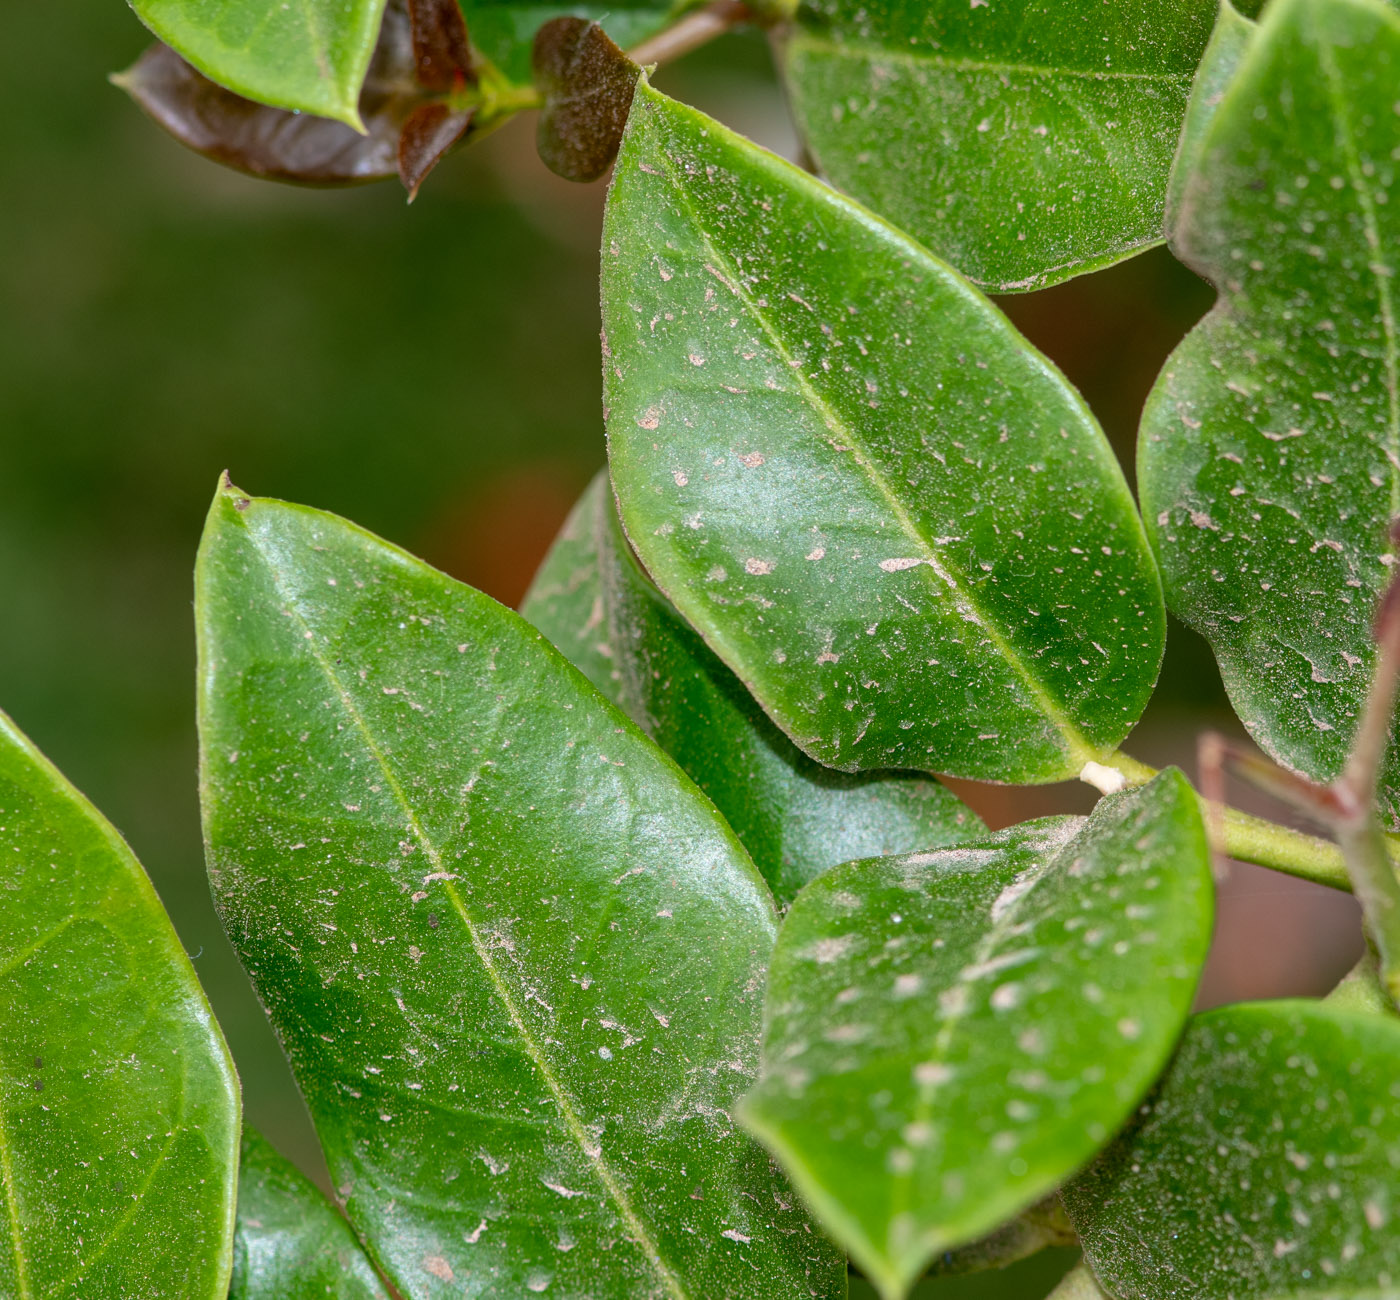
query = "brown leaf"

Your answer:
(406, 0), (474, 93)
(399, 102), (474, 199)
(114, 2), (422, 185)
(532, 17), (640, 183)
